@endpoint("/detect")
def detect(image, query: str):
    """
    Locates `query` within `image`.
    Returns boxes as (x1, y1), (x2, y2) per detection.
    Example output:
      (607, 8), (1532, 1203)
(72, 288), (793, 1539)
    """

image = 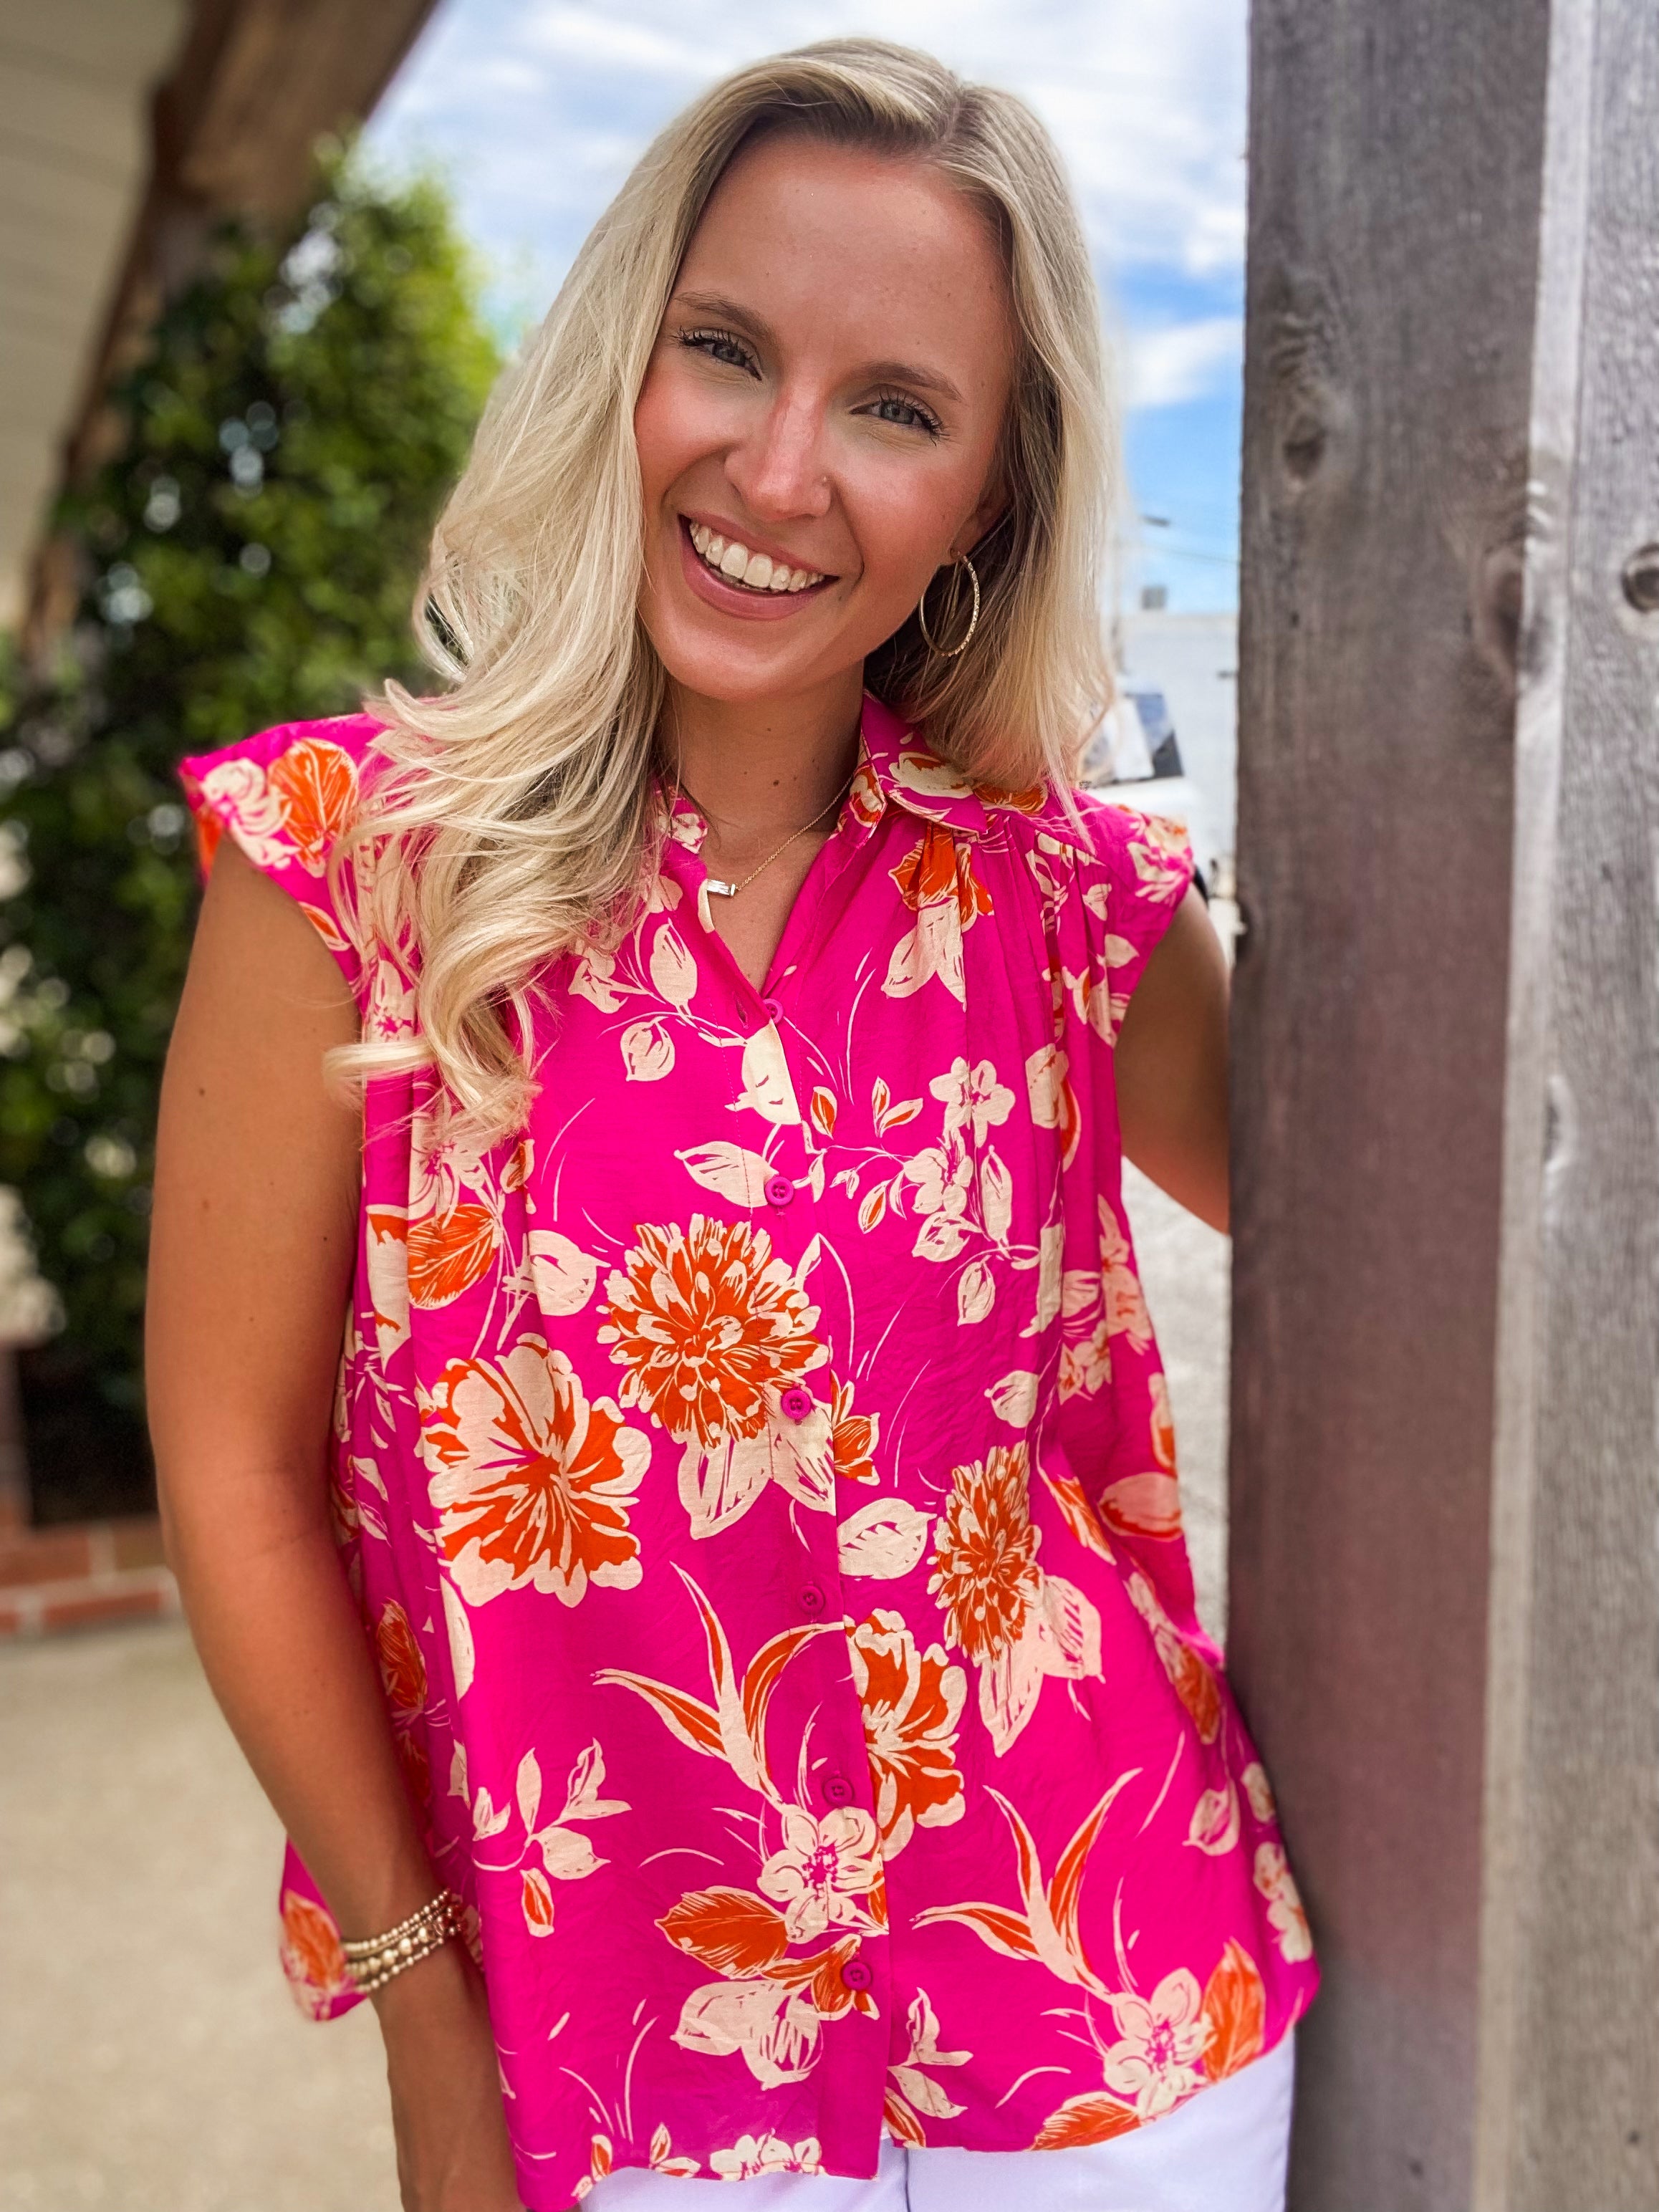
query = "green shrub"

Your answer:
(0, 145), (499, 1518)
